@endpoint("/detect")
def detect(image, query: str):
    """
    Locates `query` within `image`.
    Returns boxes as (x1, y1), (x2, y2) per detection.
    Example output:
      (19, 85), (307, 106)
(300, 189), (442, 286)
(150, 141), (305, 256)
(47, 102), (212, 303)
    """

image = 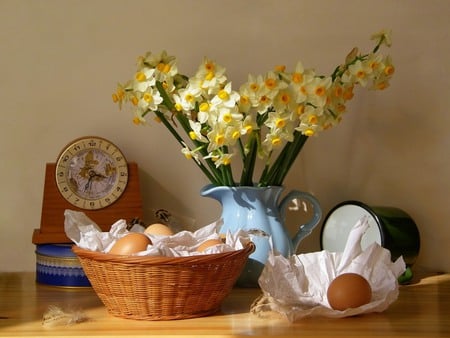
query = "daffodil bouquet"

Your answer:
(113, 30), (394, 187)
